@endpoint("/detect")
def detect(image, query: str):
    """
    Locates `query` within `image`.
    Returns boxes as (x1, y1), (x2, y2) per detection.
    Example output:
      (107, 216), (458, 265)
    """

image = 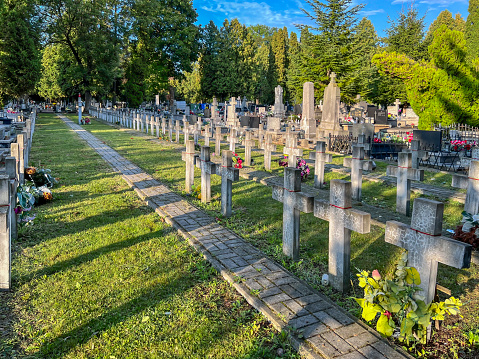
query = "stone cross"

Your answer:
(175, 121), (180, 143)
(161, 118), (167, 135)
(394, 99), (401, 117)
(140, 112), (145, 132)
(168, 119), (174, 142)
(272, 167), (314, 260)
(257, 127), (264, 149)
(385, 198), (472, 304)
(314, 179), (371, 292)
(183, 124), (191, 145)
(262, 133), (276, 171)
(218, 150), (239, 217)
(195, 146), (217, 203)
(309, 141), (332, 189)
(145, 114), (150, 134)
(452, 159), (479, 215)
(403, 140), (426, 169)
(342, 145), (365, 201)
(151, 114), (155, 135)
(181, 140), (198, 193)
(387, 152), (424, 216)
(0, 175), (11, 290)
(227, 128), (239, 152)
(203, 125), (212, 147)
(243, 131), (255, 167)
(215, 127), (223, 156)
(283, 133), (303, 167)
